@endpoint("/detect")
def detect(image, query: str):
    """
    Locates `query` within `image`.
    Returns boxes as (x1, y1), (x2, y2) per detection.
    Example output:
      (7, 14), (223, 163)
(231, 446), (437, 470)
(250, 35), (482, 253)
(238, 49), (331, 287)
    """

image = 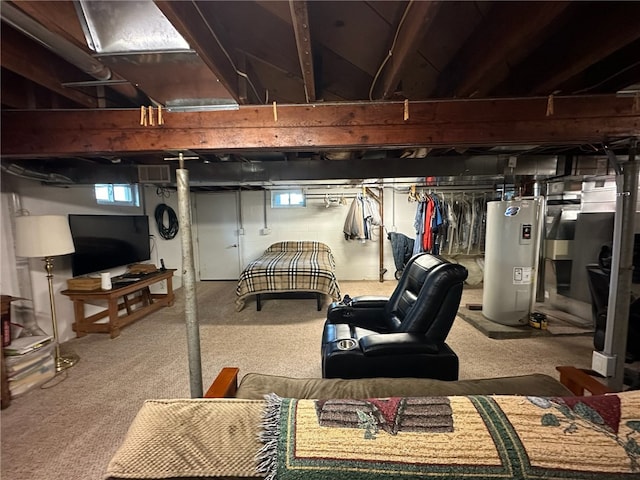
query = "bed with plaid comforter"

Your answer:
(235, 241), (341, 311)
